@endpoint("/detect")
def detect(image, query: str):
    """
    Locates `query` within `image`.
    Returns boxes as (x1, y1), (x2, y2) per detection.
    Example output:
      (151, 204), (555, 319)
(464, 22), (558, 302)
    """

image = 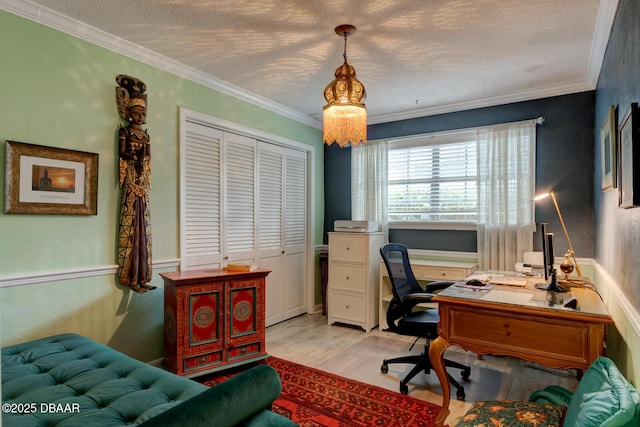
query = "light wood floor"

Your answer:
(266, 313), (579, 426)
